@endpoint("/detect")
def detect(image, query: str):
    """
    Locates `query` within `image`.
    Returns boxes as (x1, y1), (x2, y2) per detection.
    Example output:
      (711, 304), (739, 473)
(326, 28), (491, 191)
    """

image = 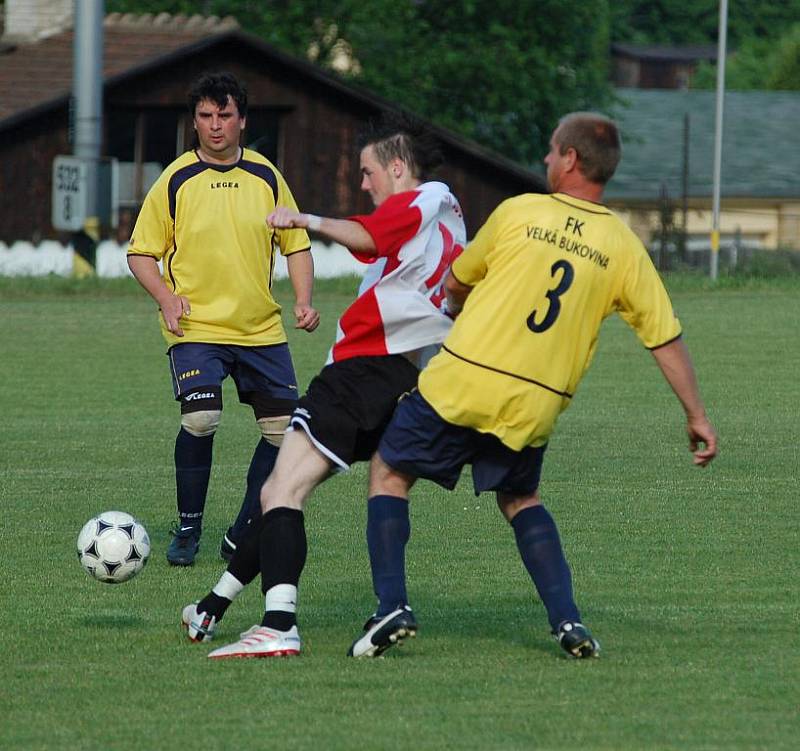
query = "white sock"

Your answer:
(264, 583), (297, 614)
(212, 571), (245, 601)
